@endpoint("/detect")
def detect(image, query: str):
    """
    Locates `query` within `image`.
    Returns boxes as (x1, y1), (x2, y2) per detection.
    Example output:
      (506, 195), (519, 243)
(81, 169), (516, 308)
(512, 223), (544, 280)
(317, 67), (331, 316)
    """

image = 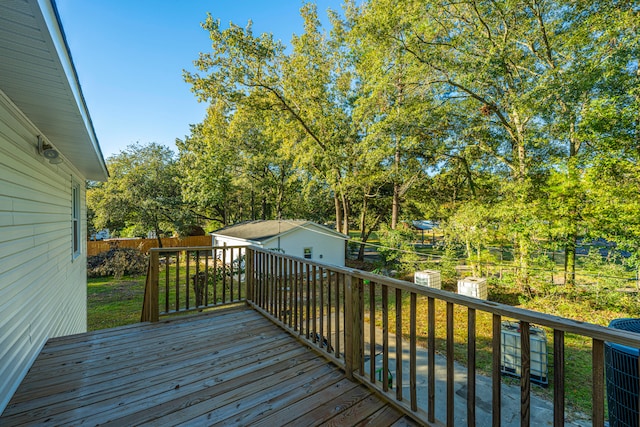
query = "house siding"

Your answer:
(213, 223), (346, 267)
(263, 225), (346, 267)
(0, 91), (88, 412)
